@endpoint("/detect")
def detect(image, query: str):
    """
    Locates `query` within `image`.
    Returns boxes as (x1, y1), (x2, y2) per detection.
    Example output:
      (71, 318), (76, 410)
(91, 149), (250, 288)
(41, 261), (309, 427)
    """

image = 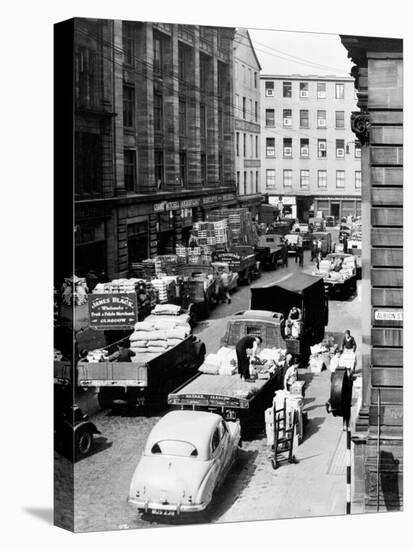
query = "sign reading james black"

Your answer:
(88, 293), (137, 330)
